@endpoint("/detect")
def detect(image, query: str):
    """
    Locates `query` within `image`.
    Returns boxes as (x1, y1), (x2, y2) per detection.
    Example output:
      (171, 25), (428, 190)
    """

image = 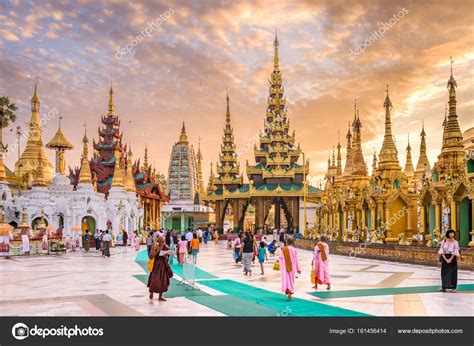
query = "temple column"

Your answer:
(469, 201), (474, 247)
(385, 208), (391, 238)
(420, 205), (426, 234)
(370, 206), (376, 231)
(289, 197), (298, 232)
(255, 197), (264, 231)
(406, 206), (413, 237)
(232, 199), (240, 231)
(275, 200), (281, 229)
(356, 209), (362, 228)
(214, 201), (220, 231)
(343, 209), (348, 237)
(435, 202), (441, 231)
(180, 213), (185, 232)
(450, 201), (457, 231)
